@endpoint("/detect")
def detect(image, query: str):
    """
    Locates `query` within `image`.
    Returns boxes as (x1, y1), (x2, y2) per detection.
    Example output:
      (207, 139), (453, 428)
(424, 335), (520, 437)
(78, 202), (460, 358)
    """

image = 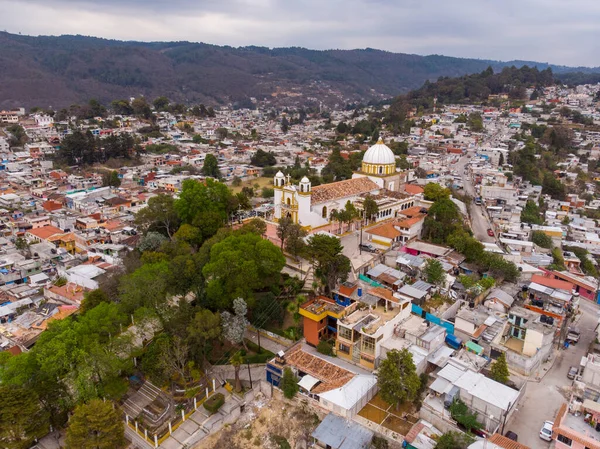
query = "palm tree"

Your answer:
(230, 351), (244, 393)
